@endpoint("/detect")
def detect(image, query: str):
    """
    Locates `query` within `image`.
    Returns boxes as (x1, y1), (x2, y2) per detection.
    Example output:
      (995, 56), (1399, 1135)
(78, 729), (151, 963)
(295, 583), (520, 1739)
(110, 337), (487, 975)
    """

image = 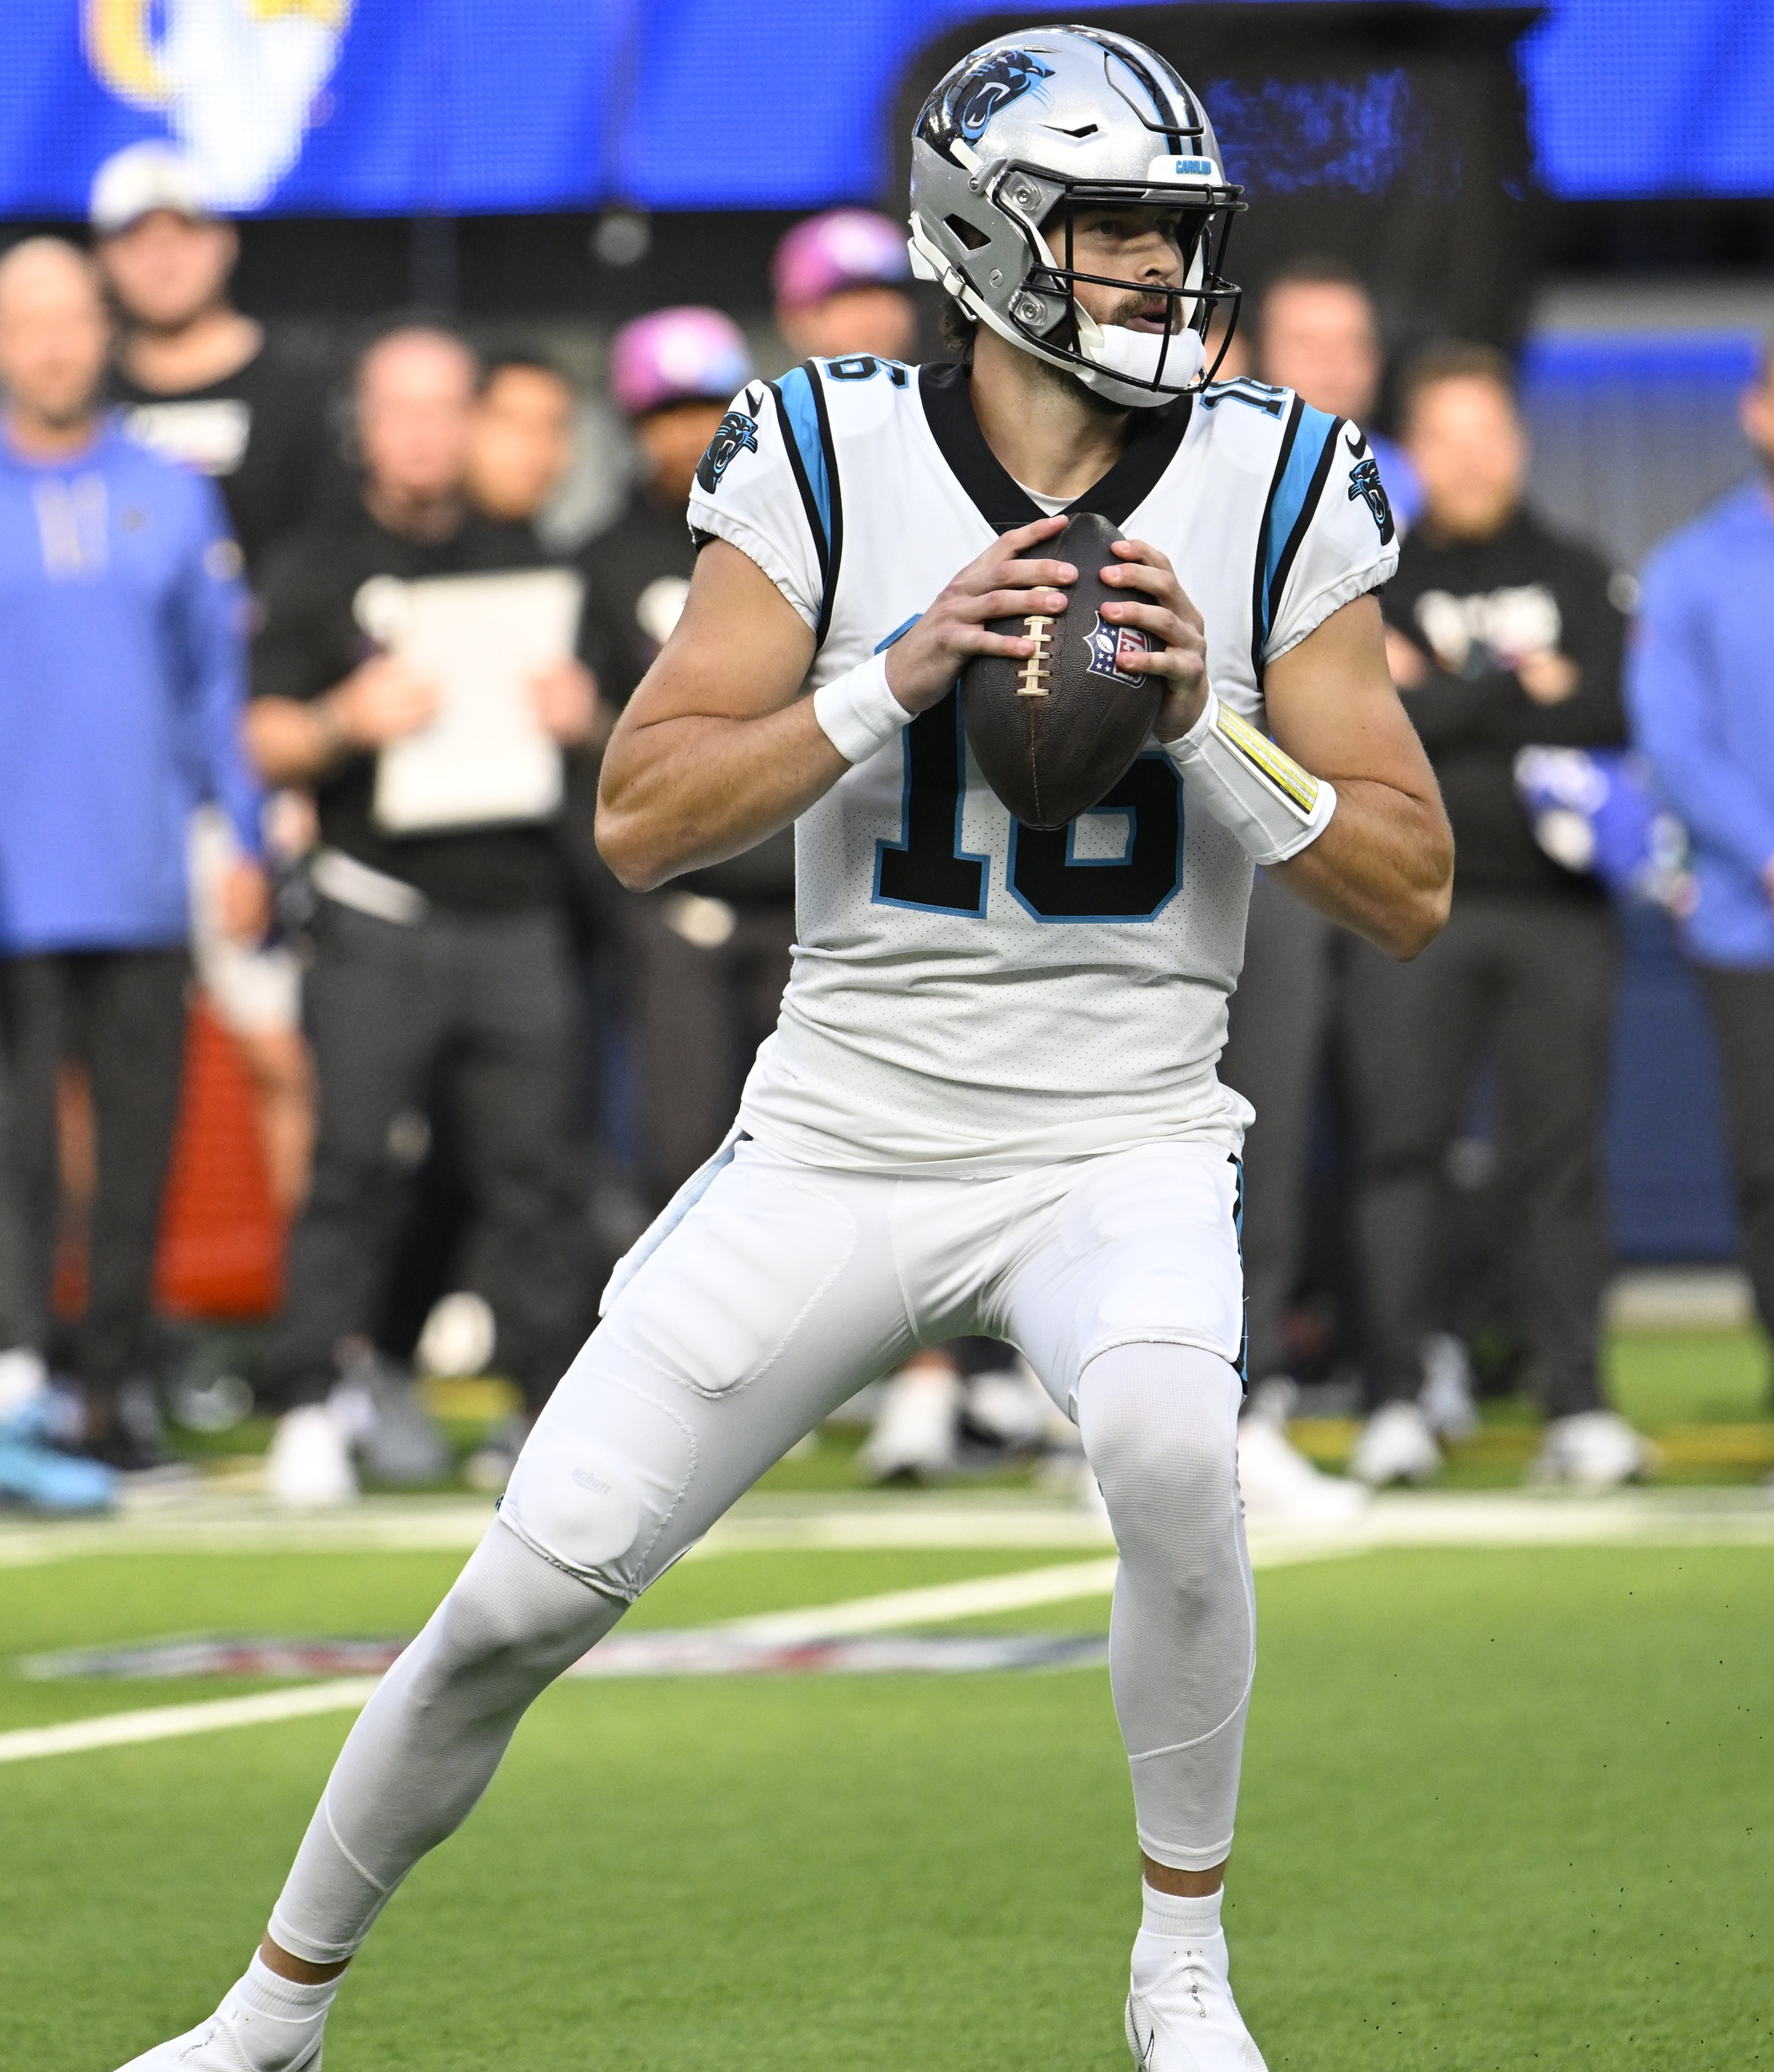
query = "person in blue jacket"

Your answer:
(1628, 337), (1774, 1396)
(0, 237), (265, 1476)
